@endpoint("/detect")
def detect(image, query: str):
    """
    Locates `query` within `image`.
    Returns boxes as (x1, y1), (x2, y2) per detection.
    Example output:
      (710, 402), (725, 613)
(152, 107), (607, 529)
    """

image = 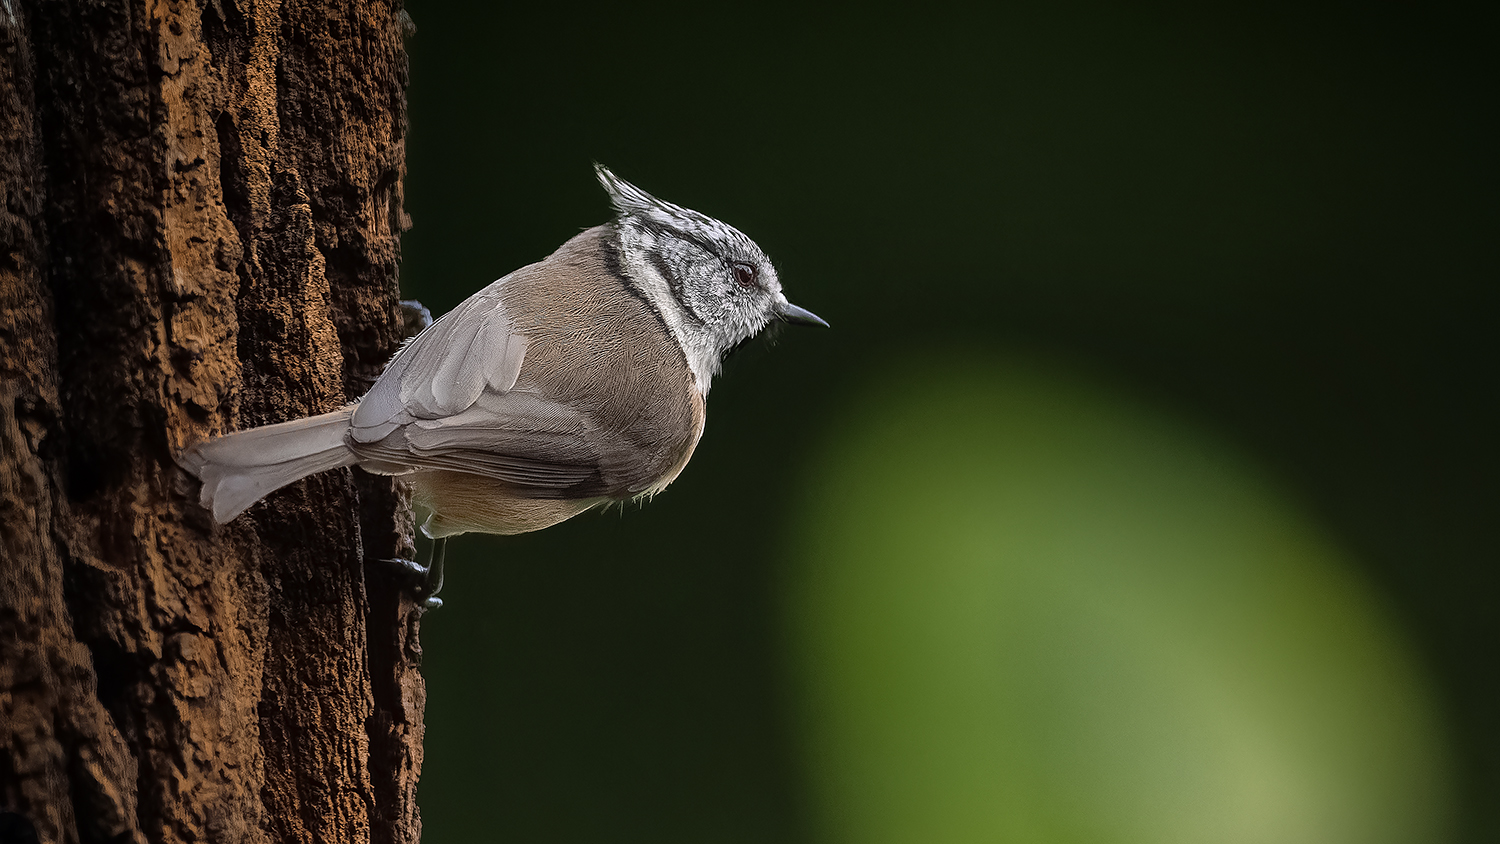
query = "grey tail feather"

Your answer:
(177, 407), (359, 524)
